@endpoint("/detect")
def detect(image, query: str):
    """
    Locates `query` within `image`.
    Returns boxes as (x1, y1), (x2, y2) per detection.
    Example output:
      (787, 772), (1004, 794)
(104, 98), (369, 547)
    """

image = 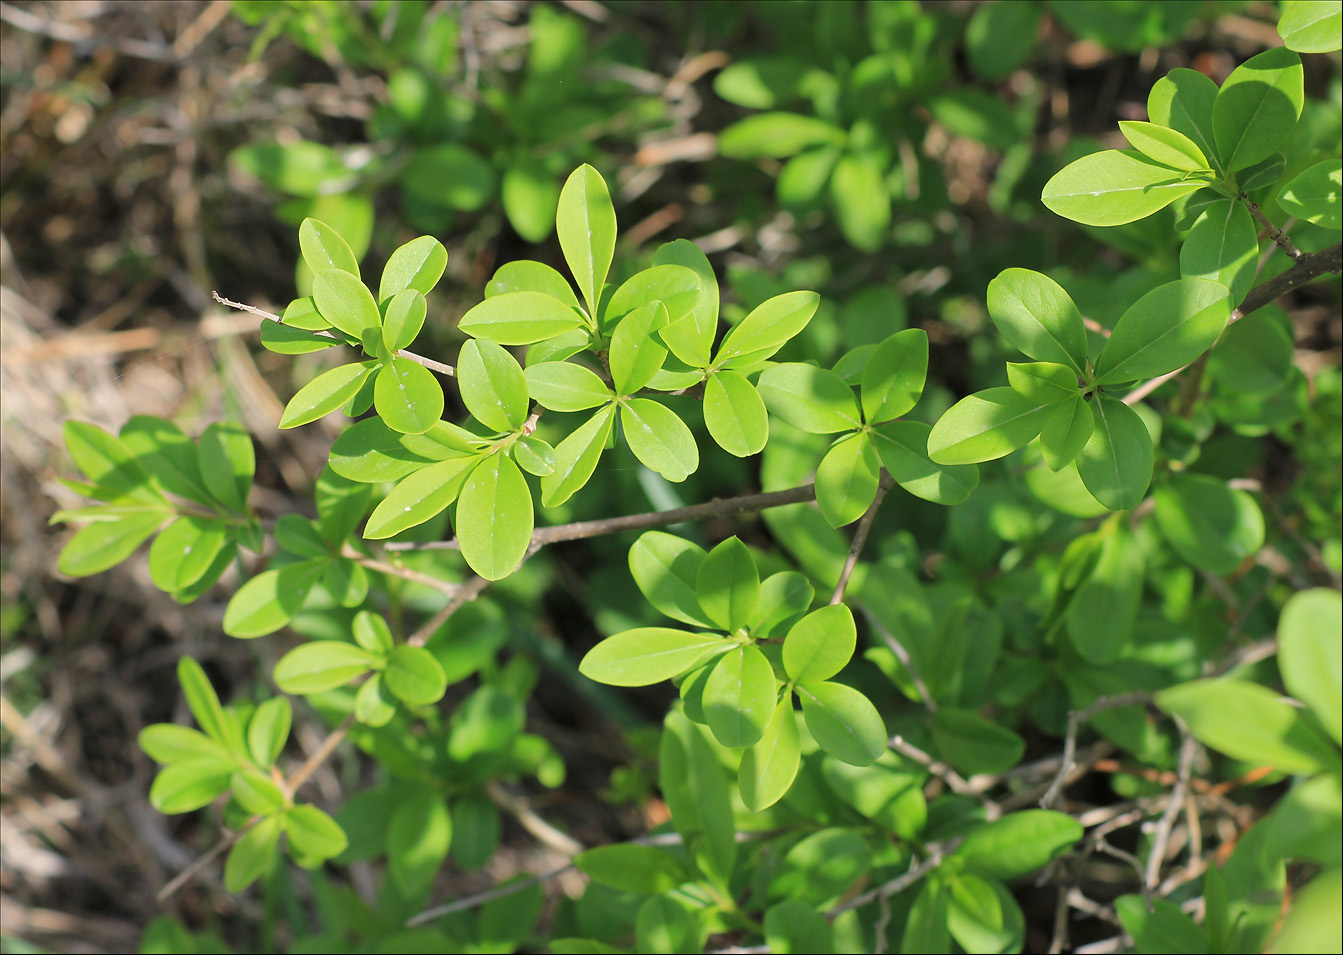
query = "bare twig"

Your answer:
(831, 473), (894, 605)
(341, 545), (461, 597)
(889, 735), (1001, 819)
(285, 715), (355, 799)
(407, 862), (574, 926)
(860, 606), (937, 713)
(156, 828), (242, 902)
(406, 574), (494, 648)
(1041, 691), (1151, 808)
(828, 837), (964, 916)
(1144, 721), (1198, 889)
(1241, 194), (1302, 259)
